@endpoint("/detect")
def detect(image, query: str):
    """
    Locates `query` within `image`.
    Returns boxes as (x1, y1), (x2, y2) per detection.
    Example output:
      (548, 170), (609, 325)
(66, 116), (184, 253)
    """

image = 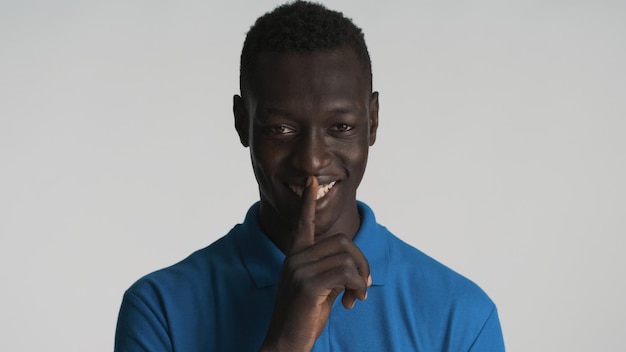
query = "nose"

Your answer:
(292, 129), (332, 175)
